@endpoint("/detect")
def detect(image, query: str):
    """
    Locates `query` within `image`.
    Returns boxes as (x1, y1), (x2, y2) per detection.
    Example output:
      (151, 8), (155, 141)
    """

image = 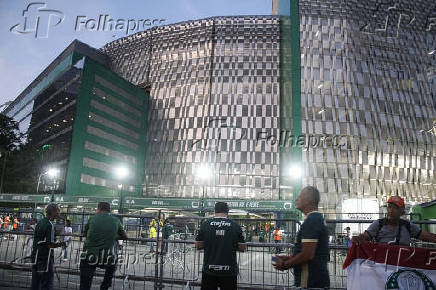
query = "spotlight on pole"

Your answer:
(289, 165), (303, 179)
(115, 166), (129, 179)
(47, 168), (59, 178)
(196, 164), (211, 180)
